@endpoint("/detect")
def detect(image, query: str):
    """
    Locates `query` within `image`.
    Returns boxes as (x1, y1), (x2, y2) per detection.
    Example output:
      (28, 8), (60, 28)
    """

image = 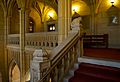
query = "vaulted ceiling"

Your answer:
(0, 0), (101, 9)
(1, 0), (120, 14)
